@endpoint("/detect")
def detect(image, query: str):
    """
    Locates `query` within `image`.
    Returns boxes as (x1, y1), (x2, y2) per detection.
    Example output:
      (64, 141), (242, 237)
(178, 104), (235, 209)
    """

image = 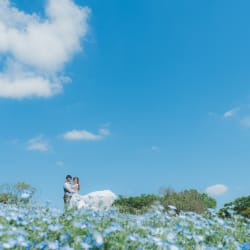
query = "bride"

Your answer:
(69, 177), (116, 210)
